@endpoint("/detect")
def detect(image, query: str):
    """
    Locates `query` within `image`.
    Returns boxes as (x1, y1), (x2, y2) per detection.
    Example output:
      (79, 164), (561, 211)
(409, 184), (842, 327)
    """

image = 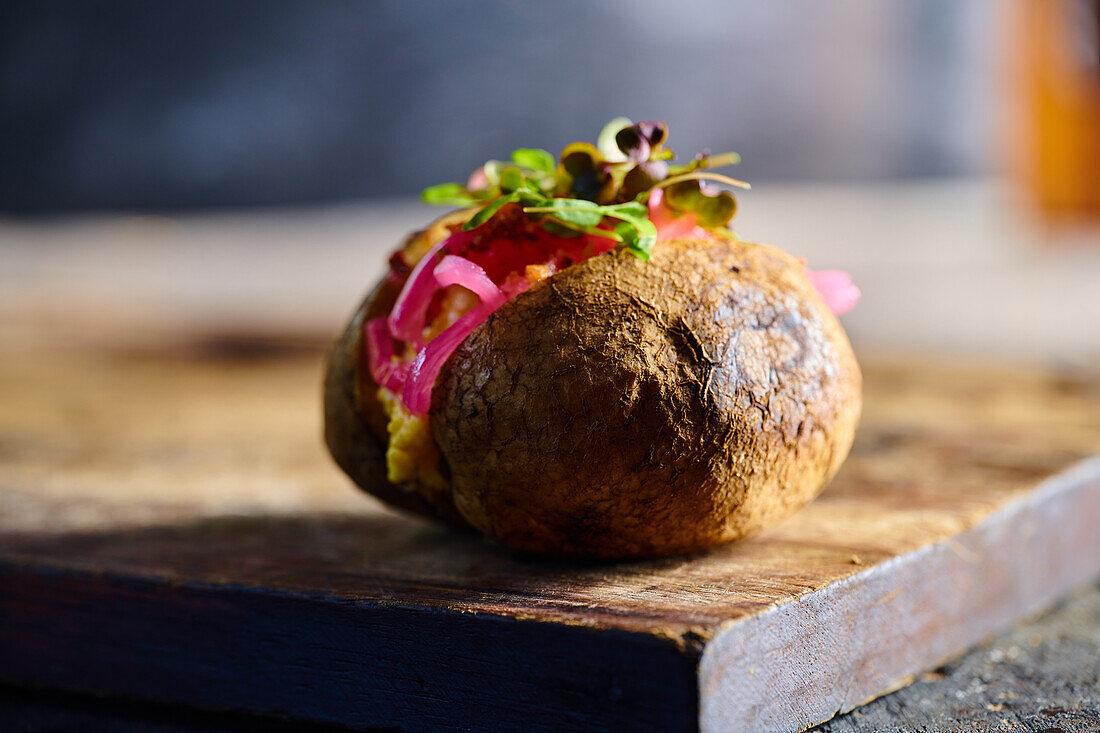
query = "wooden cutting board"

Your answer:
(0, 338), (1097, 732)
